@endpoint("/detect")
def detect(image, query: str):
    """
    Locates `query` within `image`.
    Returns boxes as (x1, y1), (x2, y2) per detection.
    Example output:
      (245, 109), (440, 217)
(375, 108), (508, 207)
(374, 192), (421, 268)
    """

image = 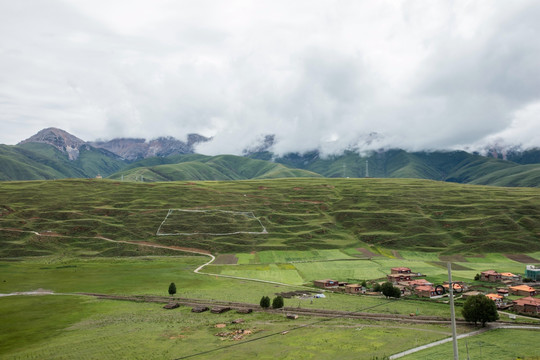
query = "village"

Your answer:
(312, 264), (540, 316)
